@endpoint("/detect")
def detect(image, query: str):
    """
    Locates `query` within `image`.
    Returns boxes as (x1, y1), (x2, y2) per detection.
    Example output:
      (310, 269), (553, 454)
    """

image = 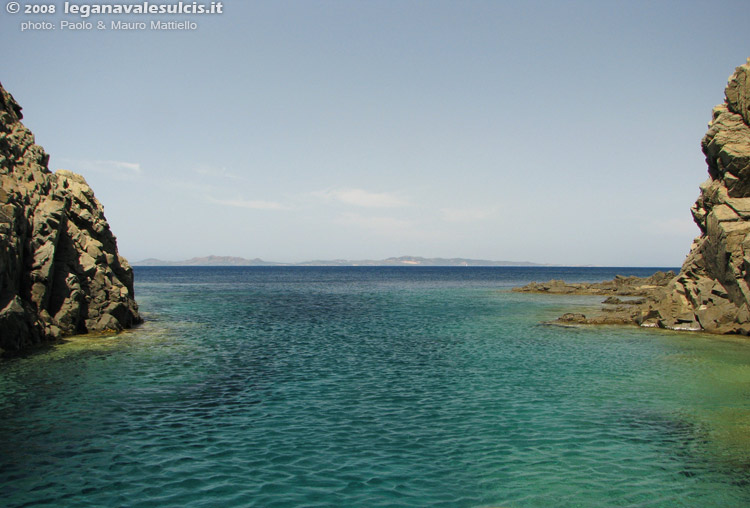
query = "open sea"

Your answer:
(3, 266), (750, 507)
